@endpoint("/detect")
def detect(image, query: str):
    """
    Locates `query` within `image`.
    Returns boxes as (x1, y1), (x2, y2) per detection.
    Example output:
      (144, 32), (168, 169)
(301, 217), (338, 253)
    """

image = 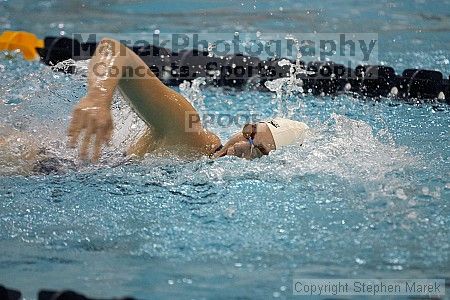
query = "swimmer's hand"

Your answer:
(68, 97), (113, 162)
(213, 141), (263, 159)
